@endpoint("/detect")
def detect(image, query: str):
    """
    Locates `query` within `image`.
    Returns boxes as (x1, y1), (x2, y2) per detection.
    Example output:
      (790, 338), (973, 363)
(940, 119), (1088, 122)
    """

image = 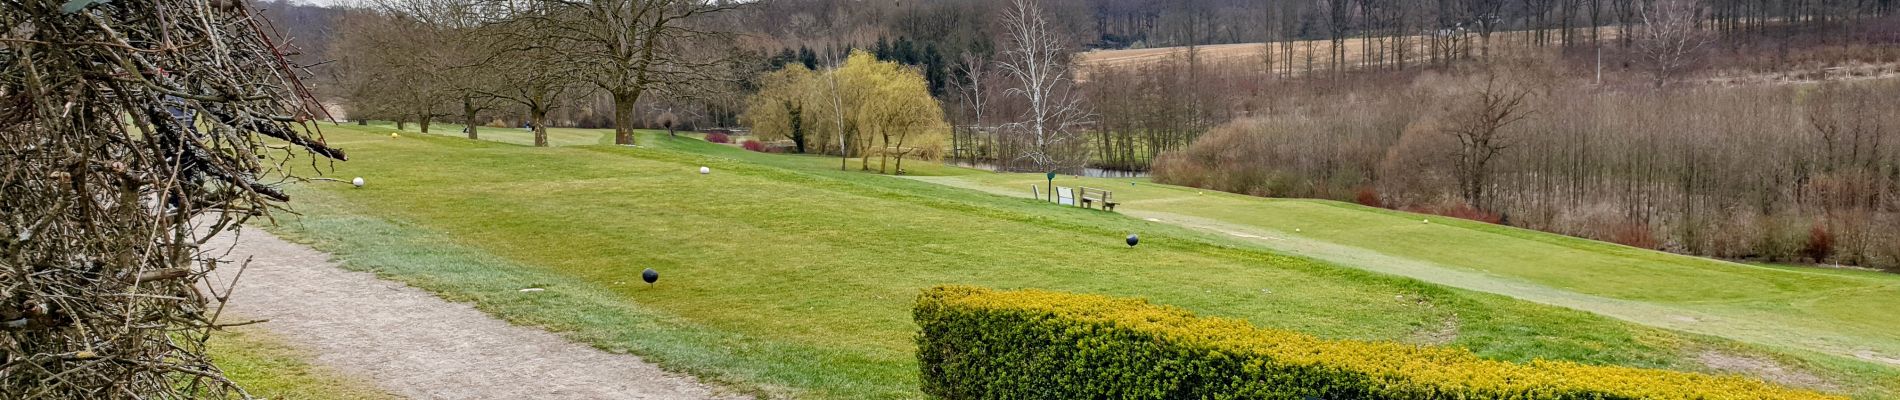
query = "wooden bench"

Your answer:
(1056, 186), (1077, 206)
(1078, 186), (1119, 211)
